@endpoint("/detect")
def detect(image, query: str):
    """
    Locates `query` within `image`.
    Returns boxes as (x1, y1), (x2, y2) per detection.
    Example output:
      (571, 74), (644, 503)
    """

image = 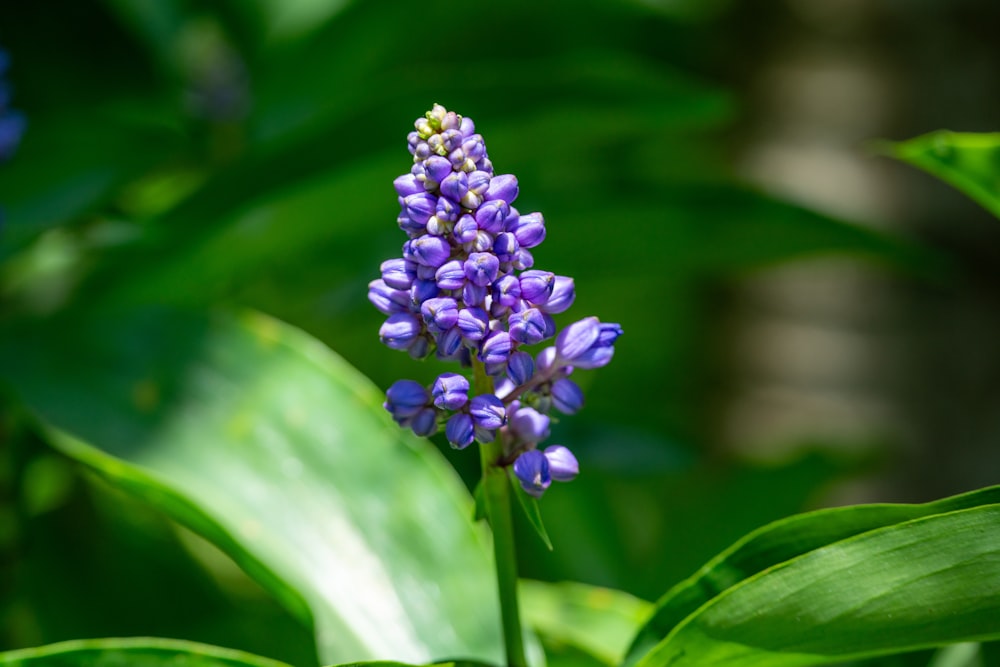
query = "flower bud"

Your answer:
(440, 170), (469, 202)
(509, 308), (547, 345)
(464, 252), (500, 286)
(404, 235), (452, 268)
(380, 258), (415, 290)
(445, 413), (475, 449)
(543, 445), (578, 482)
(485, 174), (518, 204)
(423, 155), (452, 183)
(550, 378), (584, 414)
(519, 270), (555, 306)
(539, 276), (575, 314)
(410, 407), (438, 437)
(453, 214), (478, 243)
(379, 313), (422, 350)
(492, 274), (521, 308)
(394, 173), (423, 197)
(457, 307), (489, 341)
(432, 372), (470, 410)
(384, 379), (429, 419)
(513, 450), (551, 498)
(469, 394), (506, 430)
(507, 350), (535, 386)
(368, 279), (410, 315)
(435, 260), (466, 290)
(420, 297), (459, 333)
(493, 232), (519, 263)
(475, 200), (509, 234)
(510, 406), (550, 443)
(479, 330), (513, 365)
(403, 193), (437, 225)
